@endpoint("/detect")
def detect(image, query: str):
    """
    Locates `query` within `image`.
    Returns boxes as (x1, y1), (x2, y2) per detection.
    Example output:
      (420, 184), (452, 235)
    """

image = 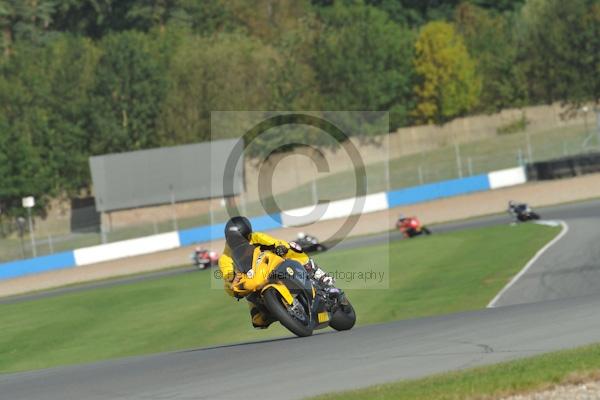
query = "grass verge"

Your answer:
(310, 343), (600, 400)
(0, 223), (558, 373)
